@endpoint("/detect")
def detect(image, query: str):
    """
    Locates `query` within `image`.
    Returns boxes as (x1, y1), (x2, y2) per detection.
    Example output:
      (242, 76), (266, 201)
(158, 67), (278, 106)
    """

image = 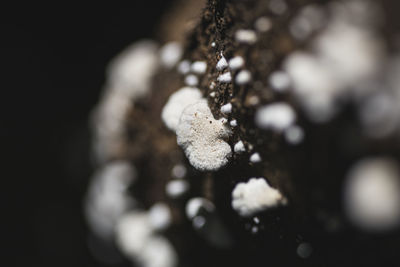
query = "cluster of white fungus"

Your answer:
(116, 210), (177, 267)
(161, 87), (203, 132)
(85, 161), (136, 240)
(177, 101), (232, 171)
(284, 0), (384, 123)
(93, 40), (160, 162)
(344, 158), (400, 232)
(232, 178), (287, 217)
